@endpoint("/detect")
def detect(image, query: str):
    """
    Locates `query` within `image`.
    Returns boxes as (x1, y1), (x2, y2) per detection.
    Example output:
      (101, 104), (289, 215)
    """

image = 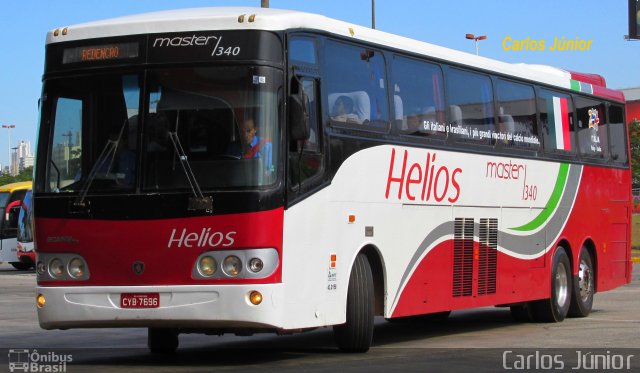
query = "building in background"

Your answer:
(17, 140), (34, 172)
(622, 87), (640, 121)
(9, 140), (34, 175)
